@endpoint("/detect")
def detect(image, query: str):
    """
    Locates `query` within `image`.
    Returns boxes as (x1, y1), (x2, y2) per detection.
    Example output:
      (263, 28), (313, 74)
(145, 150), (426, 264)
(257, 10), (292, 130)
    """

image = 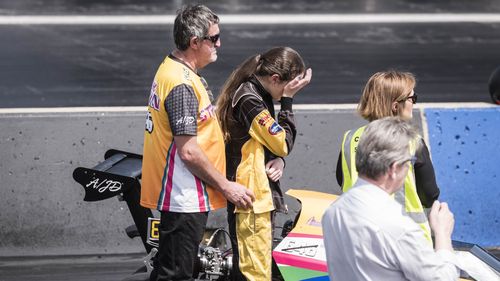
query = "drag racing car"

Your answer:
(73, 149), (500, 281)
